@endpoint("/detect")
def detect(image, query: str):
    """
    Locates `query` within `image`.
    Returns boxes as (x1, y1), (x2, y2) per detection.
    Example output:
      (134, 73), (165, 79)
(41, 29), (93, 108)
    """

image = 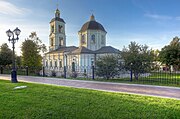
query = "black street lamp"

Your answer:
(130, 62), (133, 82)
(6, 27), (21, 83)
(64, 54), (67, 78)
(91, 58), (95, 80)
